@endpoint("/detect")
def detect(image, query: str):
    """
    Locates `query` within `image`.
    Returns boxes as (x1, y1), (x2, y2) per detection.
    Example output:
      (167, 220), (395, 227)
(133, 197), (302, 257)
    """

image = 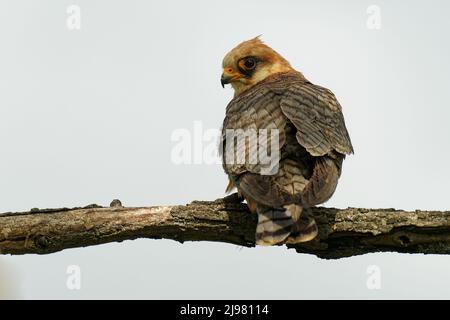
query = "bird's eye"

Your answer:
(244, 58), (256, 70)
(239, 57), (257, 71)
